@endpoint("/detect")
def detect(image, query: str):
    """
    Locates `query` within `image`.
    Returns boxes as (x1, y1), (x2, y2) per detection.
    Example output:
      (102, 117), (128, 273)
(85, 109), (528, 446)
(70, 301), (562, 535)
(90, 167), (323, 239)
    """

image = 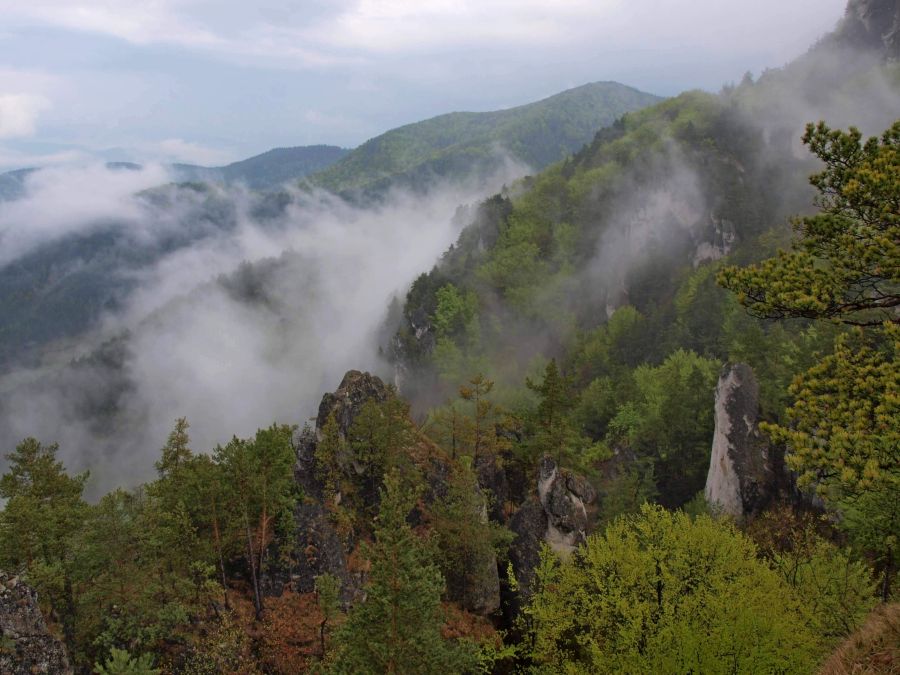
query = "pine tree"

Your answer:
(719, 119), (900, 598)
(155, 417), (192, 478)
(0, 438), (88, 649)
(525, 359), (578, 464)
(329, 470), (476, 673)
